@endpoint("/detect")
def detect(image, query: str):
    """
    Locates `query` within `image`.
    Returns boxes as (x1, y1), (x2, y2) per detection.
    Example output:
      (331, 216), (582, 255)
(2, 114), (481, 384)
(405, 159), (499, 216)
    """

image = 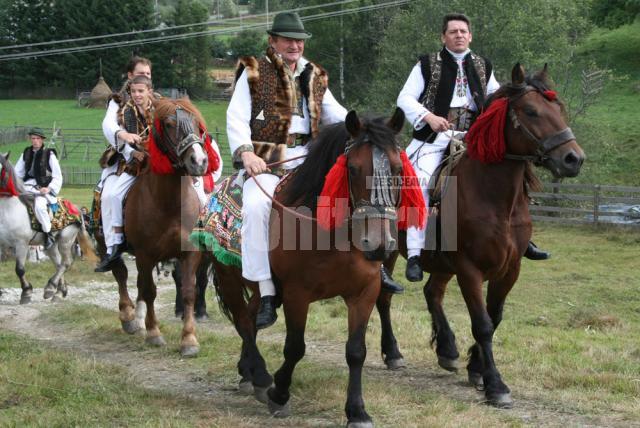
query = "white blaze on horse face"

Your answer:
(187, 143), (208, 174)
